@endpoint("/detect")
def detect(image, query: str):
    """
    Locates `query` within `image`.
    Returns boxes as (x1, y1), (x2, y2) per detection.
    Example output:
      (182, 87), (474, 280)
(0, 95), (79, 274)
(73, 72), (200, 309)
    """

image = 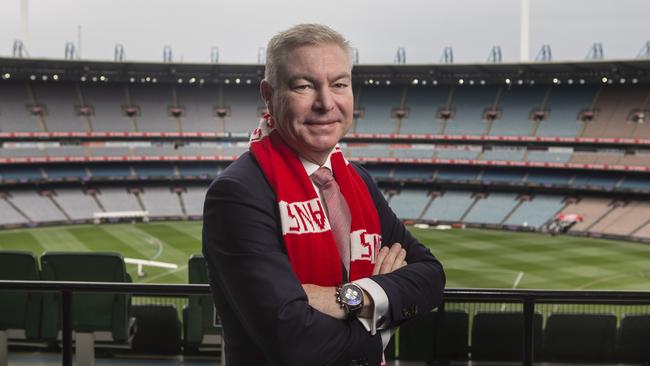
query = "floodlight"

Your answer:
(235, 78), (241, 84)
(601, 77), (608, 83)
(2, 73), (10, 79)
(412, 79), (419, 85)
(30, 75), (36, 80)
(458, 79), (464, 85)
(53, 75), (59, 80)
(41, 75), (48, 81)
(505, 78), (511, 84)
